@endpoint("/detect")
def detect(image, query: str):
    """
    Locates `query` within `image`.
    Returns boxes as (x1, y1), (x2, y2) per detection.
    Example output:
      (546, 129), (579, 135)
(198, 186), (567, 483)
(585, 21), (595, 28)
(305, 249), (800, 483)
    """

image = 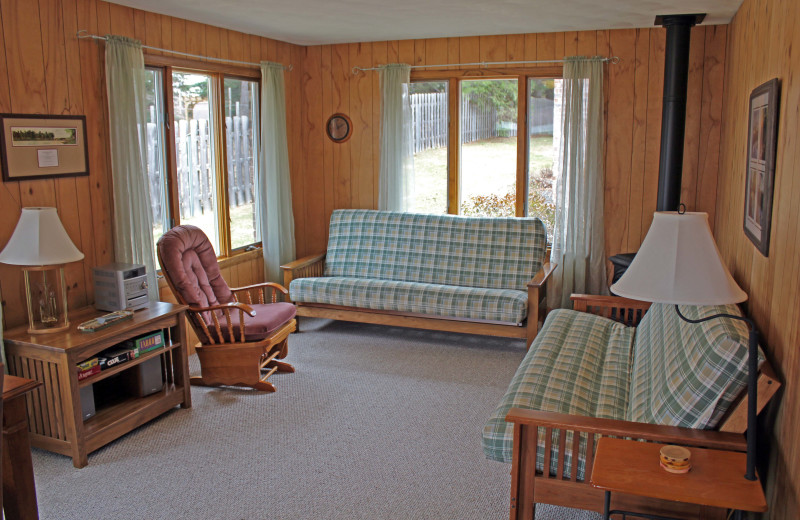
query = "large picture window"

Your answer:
(144, 64), (261, 259)
(409, 72), (560, 239)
